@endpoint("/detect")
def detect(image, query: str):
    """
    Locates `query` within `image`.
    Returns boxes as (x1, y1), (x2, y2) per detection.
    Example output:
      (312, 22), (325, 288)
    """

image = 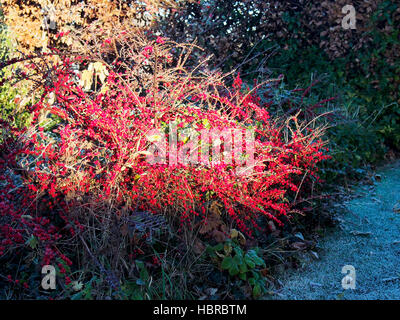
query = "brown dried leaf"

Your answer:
(291, 242), (307, 250)
(211, 230), (227, 243)
(199, 213), (223, 234)
(193, 238), (206, 255)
